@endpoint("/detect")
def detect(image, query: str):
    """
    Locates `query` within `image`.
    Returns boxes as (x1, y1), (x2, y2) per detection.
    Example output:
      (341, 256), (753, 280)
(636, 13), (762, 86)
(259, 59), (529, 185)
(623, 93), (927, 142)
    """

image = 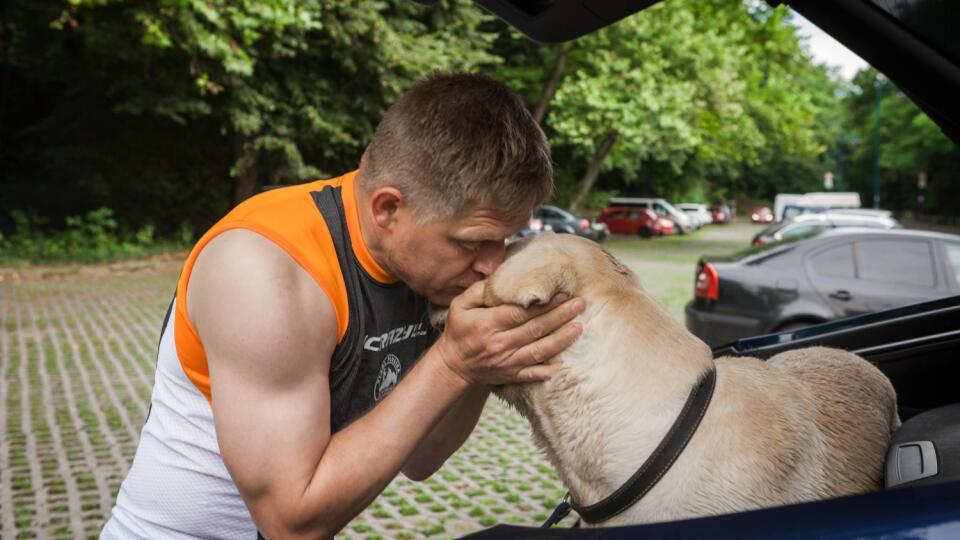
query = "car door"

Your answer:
(939, 241), (960, 293)
(542, 207), (570, 231)
(626, 210), (647, 234)
(806, 241), (870, 318)
(850, 238), (945, 312)
(604, 210), (629, 234)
